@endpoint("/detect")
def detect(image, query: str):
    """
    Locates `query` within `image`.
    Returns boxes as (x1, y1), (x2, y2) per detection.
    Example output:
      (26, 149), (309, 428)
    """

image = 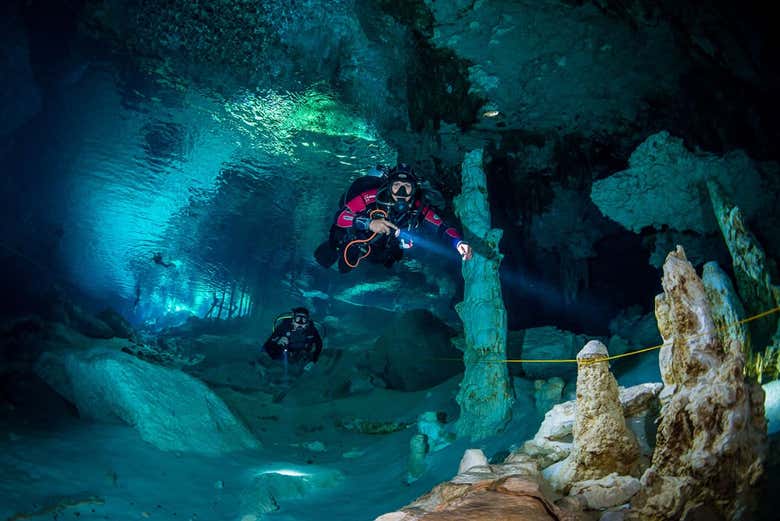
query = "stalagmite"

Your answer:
(702, 261), (748, 359)
(707, 180), (780, 350)
(544, 341), (640, 494)
(452, 149), (513, 440)
(571, 342), (641, 481)
(629, 246), (766, 521)
(406, 434), (428, 483)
